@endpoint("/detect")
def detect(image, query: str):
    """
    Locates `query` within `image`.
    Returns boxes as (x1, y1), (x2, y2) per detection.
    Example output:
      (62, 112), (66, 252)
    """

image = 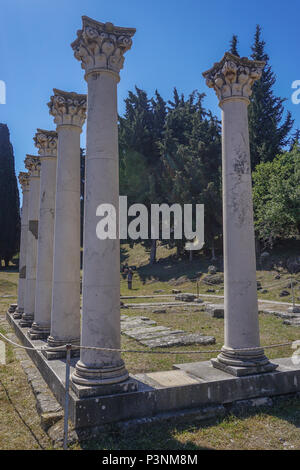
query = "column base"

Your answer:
(8, 304), (17, 313)
(211, 346), (278, 377)
(42, 335), (80, 360)
(71, 360), (129, 388)
(13, 307), (24, 319)
(19, 313), (34, 328)
(28, 322), (50, 340)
